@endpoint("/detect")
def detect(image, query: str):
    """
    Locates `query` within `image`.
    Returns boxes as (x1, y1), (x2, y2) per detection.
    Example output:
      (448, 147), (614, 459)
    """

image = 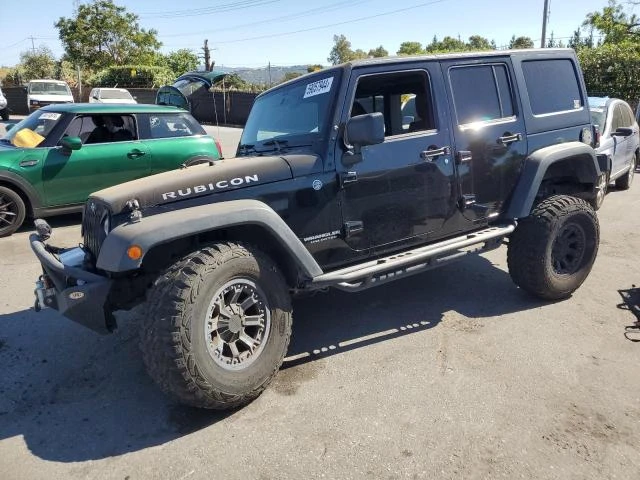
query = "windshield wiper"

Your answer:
(261, 139), (288, 153)
(238, 143), (256, 154)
